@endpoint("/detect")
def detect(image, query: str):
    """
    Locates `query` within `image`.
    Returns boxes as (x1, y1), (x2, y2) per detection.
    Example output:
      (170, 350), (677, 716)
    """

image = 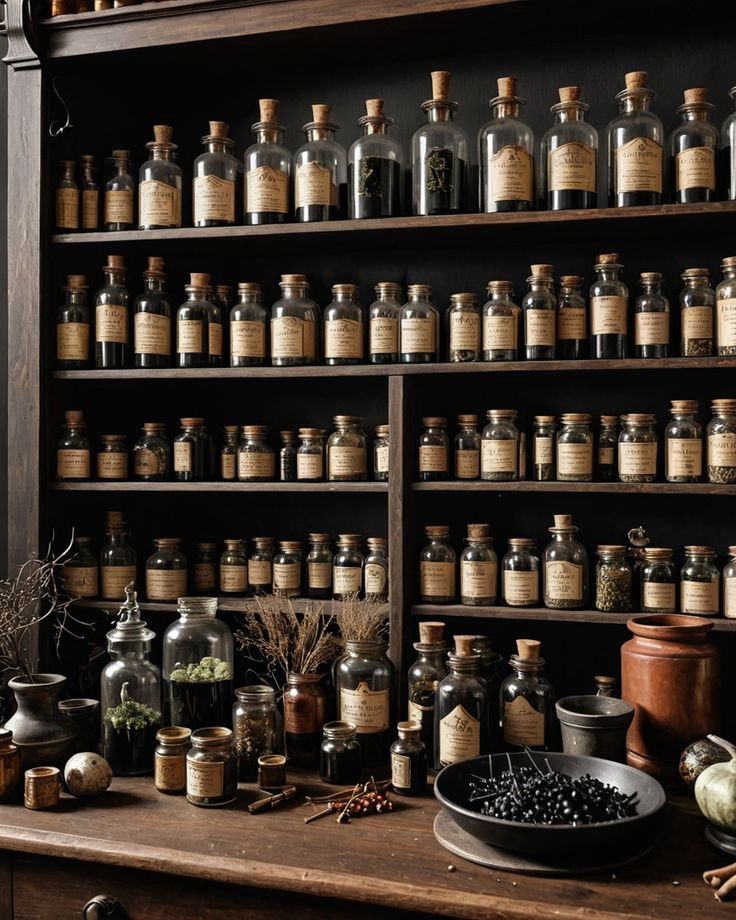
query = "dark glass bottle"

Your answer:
(204, 284), (224, 368)
(400, 284), (438, 363)
(279, 430), (297, 481)
(434, 635), (489, 771)
(56, 274), (90, 370)
(193, 543), (219, 595)
(133, 422), (169, 481)
(391, 721), (427, 796)
(590, 253), (628, 359)
(248, 538), (273, 595)
(294, 104), (346, 222)
(635, 272), (669, 358)
(231, 282), (267, 367)
(348, 98), (402, 218)
(220, 540), (249, 597)
(541, 86), (597, 210)
(193, 120), (238, 227)
(320, 721), (362, 786)
(407, 621), (447, 767)
(57, 409), (90, 481)
(557, 275), (588, 359)
(368, 282), (402, 364)
(336, 639), (393, 772)
(607, 71), (664, 207)
(176, 273), (210, 368)
(307, 533), (333, 600)
(134, 256), (172, 368)
(55, 159), (79, 231)
(500, 639), (555, 751)
(597, 415), (619, 482)
(522, 264), (556, 360)
(670, 88), (718, 204)
(100, 512), (137, 602)
(245, 98), (291, 225)
(61, 536), (99, 599)
(198, 423), (216, 480)
(95, 254), (129, 369)
(139, 124), (182, 231)
(104, 149), (135, 232)
(283, 673), (326, 769)
(333, 534), (364, 600)
(80, 154), (100, 230)
(364, 537), (388, 601)
(418, 416), (449, 481)
(174, 418), (205, 483)
(479, 76), (534, 213)
(220, 426), (238, 481)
